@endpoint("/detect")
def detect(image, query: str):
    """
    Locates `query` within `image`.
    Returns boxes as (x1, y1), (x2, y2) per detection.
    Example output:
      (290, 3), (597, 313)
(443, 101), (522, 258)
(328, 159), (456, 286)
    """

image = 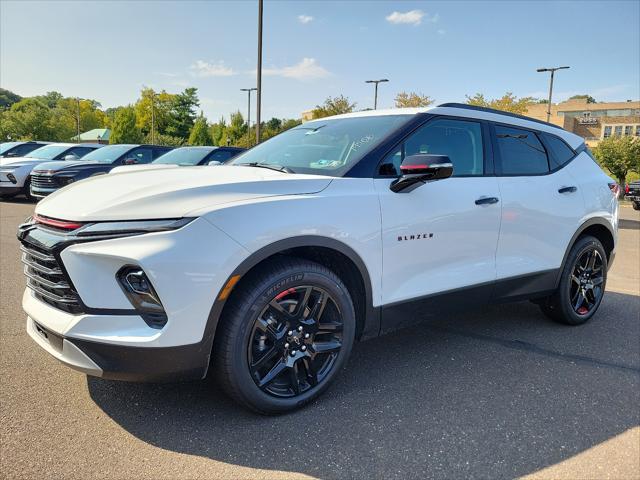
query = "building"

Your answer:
(301, 110), (314, 123)
(71, 128), (111, 144)
(525, 98), (640, 147)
